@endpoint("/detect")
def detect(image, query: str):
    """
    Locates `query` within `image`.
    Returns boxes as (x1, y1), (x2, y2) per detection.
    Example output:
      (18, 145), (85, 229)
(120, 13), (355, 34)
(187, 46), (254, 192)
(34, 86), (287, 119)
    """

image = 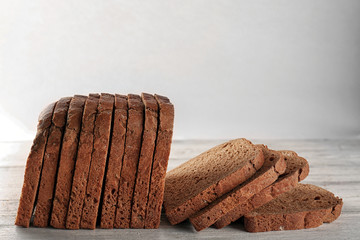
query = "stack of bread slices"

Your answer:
(164, 138), (343, 232)
(15, 93), (174, 229)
